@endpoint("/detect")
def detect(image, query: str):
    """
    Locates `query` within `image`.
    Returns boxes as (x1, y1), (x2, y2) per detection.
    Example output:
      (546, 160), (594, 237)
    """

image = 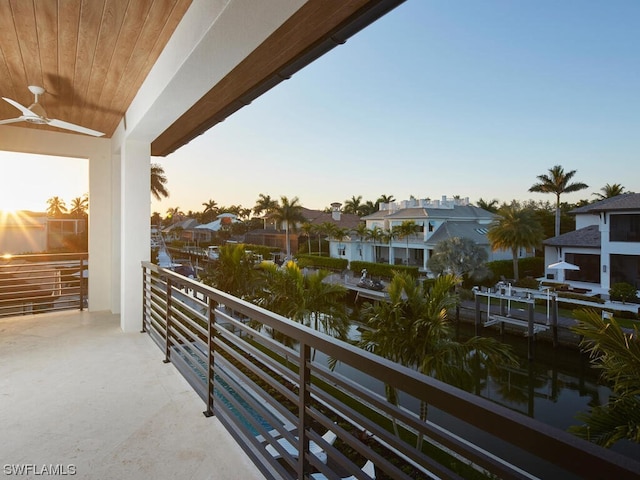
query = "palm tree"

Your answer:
(343, 195), (363, 215)
(202, 243), (256, 298)
(384, 226), (400, 265)
(69, 195), (88, 218)
(593, 183), (626, 201)
(201, 199), (218, 223)
(272, 196), (305, 257)
(151, 163), (169, 201)
(253, 193), (279, 229)
(359, 272), (516, 445)
(427, 236), (490, 284)
(353, 222), (370, 260)
(46, 196), (67, 218)
(395, 220), (420, 265)
(165, 206), (183, 224)
(376, 194), (395, 205)
(359, 200), (377, 216)
(300, 222), (314, 254)
(476, 198), (499, 213)
(569, 309), (640, 448)
(329, 226), (350, 257)
(487, 202), (545, 280)
(529, 165), (588, 237)
(366, 226), (385, 263)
